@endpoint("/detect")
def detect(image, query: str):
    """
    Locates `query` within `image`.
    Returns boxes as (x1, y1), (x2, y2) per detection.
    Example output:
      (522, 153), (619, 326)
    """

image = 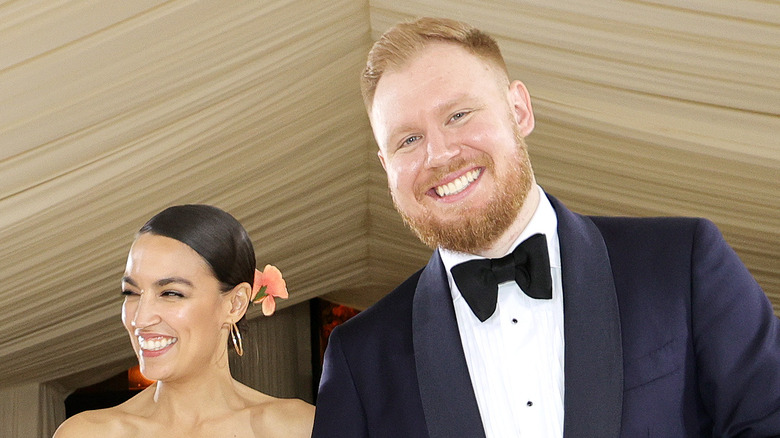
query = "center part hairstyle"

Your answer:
(361, 16), (510, 111)
(138, 204), (256, 294)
